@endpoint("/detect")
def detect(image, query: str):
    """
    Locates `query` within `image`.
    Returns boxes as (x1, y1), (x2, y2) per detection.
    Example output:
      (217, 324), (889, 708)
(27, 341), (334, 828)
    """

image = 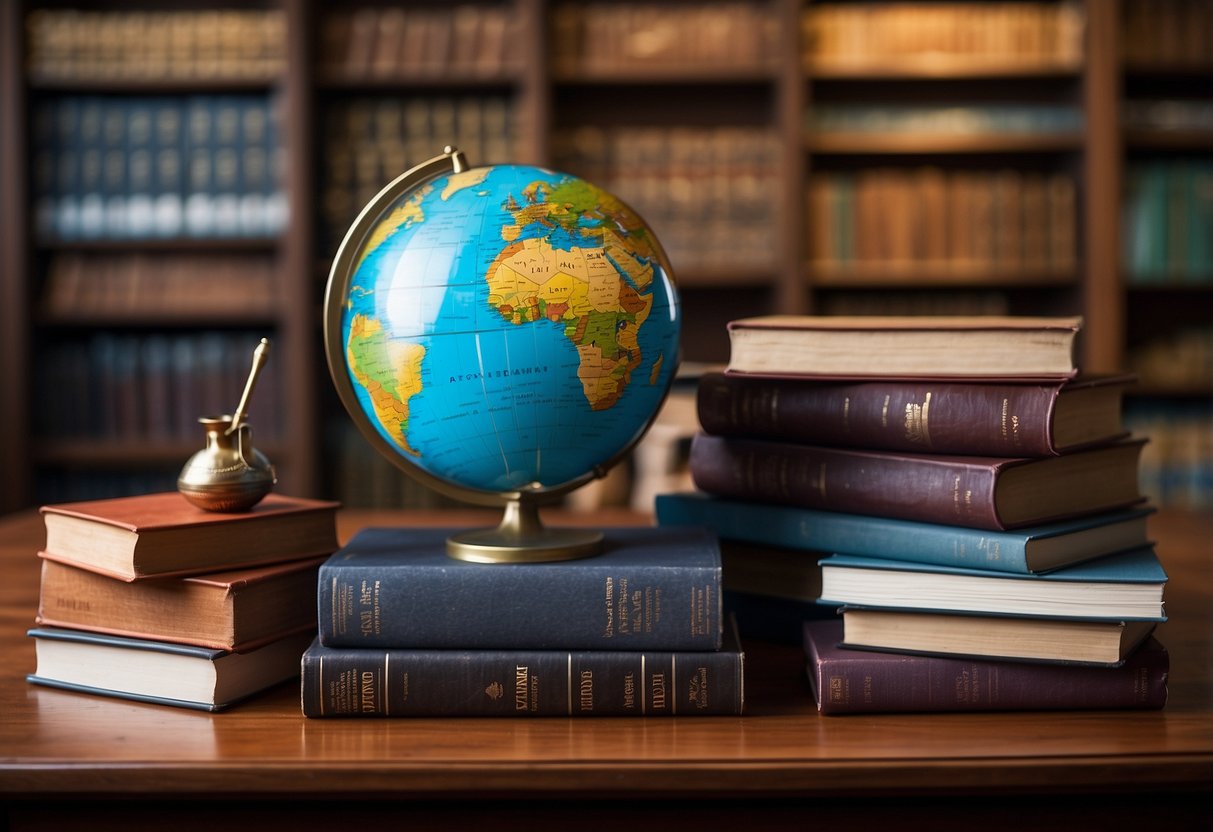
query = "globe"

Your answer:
(323, 148), (681, 562)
